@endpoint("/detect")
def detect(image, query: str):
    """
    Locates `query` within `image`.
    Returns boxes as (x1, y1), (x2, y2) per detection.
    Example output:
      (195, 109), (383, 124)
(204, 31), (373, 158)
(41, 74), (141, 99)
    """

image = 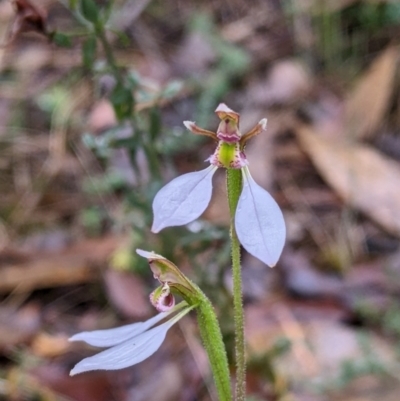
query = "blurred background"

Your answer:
(1, 0), (400, 400)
